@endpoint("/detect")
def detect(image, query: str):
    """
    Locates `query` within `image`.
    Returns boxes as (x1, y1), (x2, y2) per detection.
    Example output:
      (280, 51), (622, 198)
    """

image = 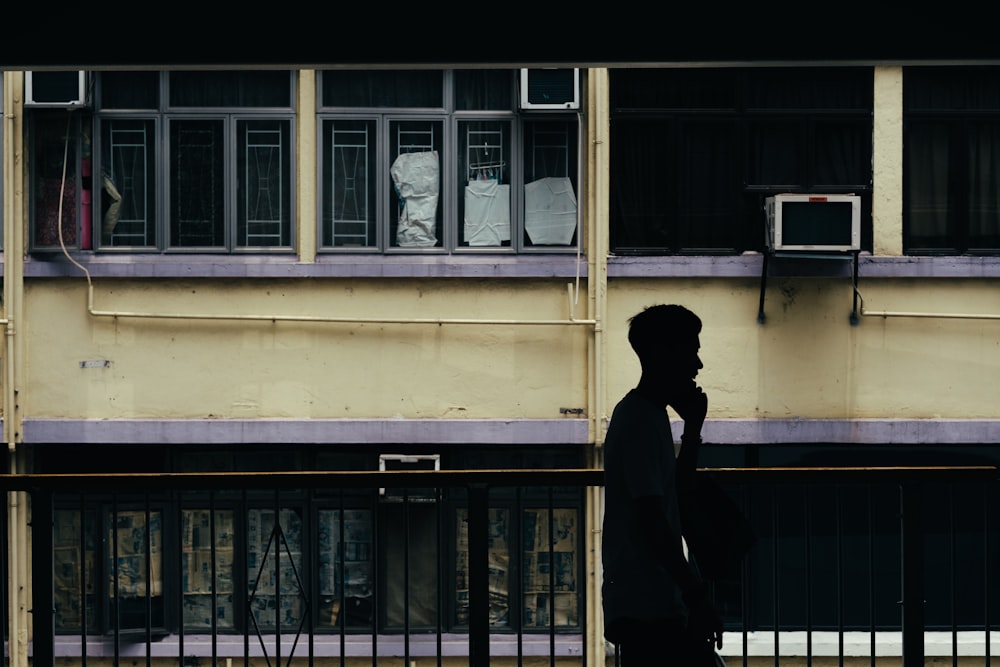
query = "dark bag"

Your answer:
(679, 472), (756, 581)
